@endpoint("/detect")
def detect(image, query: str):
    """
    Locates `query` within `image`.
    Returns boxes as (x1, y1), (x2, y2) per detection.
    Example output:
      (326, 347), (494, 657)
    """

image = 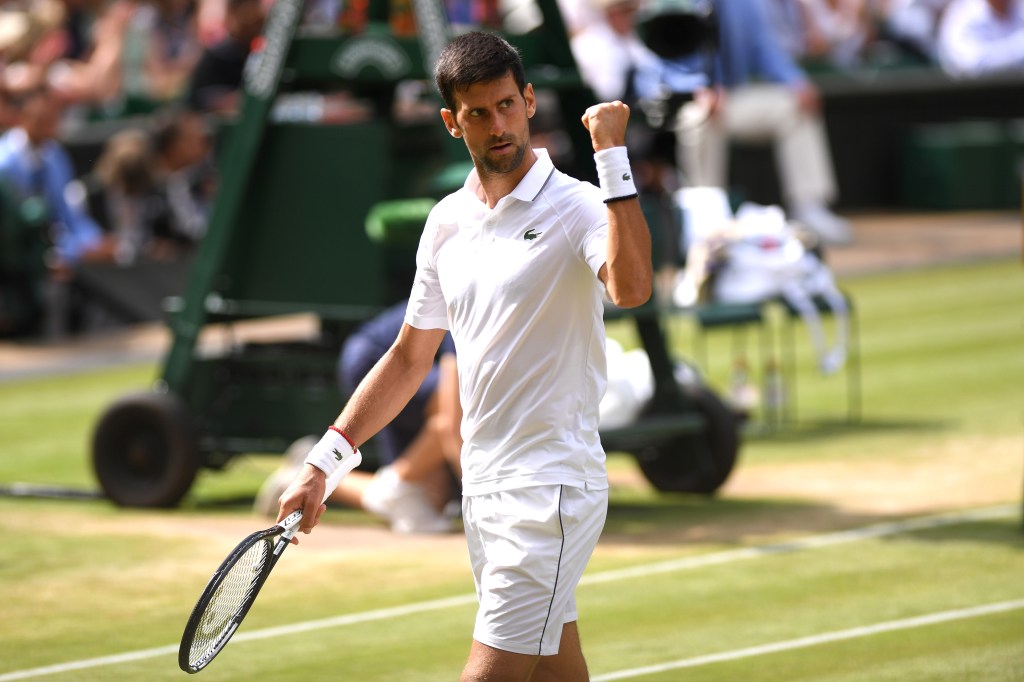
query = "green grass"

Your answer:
(0, 258), (1022, 680)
